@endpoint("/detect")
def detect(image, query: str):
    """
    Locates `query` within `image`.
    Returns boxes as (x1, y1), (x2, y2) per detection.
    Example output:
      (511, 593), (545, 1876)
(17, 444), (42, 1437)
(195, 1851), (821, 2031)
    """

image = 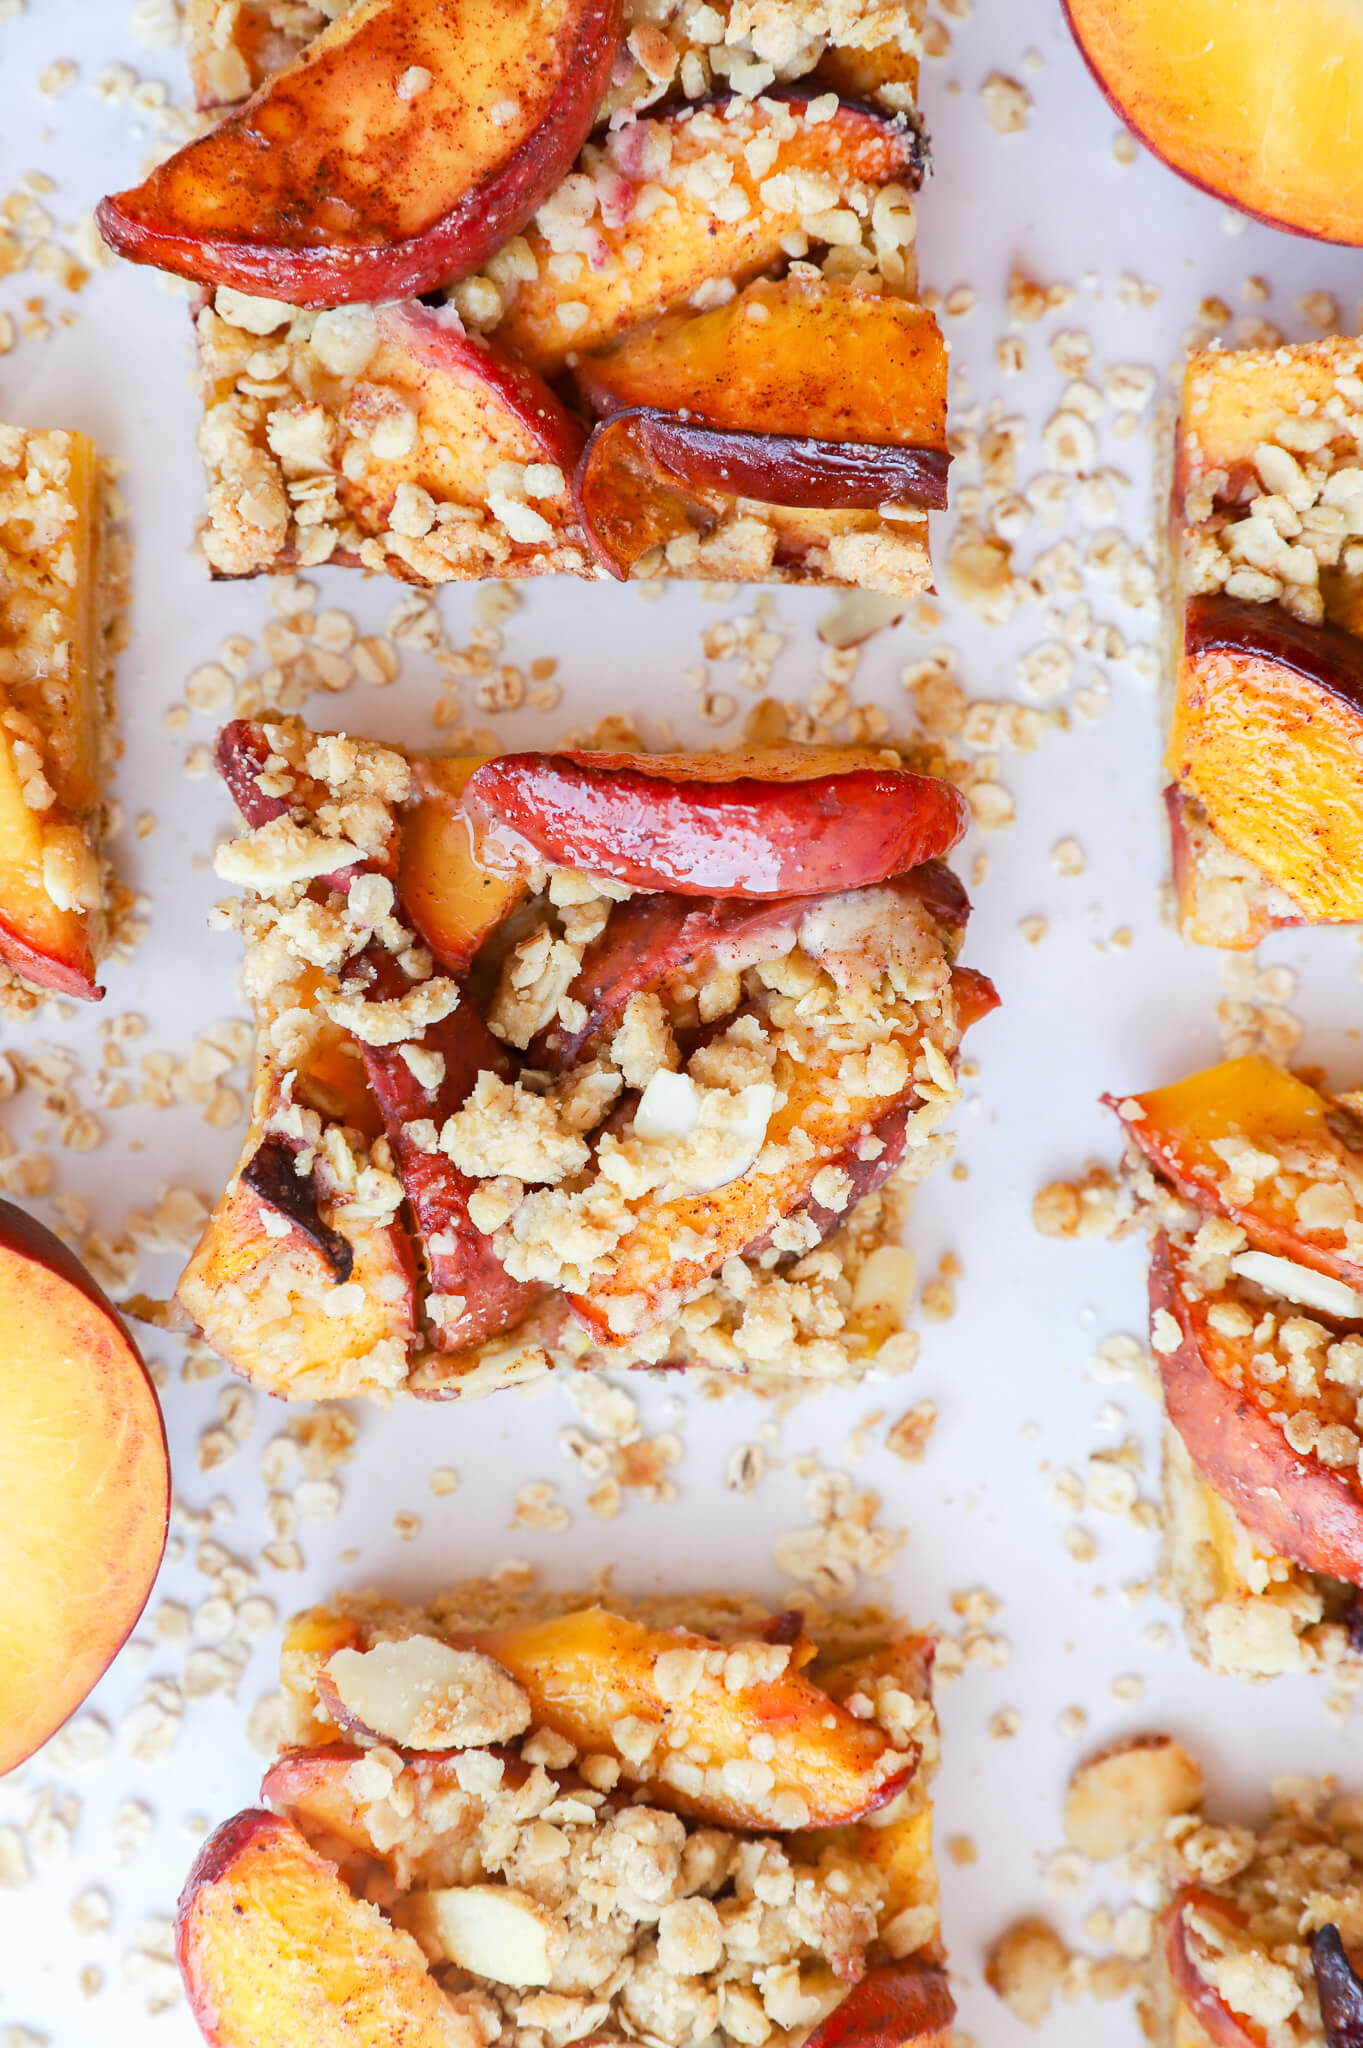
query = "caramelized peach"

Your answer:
(176, 1810), (457, 2048)
(100, 0), (623, 304)
(402, 758), (526, 973)
(0, 1199), (168, 1774)
(495, 92), (925, 372)
(1108, 1056), (1363, 1292)
(577, 278), (947, 451)
(462, 1607), (913, 1830)
(1064, 0), (1363, 244)
(1168, 595), (1363, 923)
(1161, 1889), (1266, 2048)
(804, 1960), (955, 2048)
(1150, 1234), (1363, 1587)
(461, 748), (969, 898)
